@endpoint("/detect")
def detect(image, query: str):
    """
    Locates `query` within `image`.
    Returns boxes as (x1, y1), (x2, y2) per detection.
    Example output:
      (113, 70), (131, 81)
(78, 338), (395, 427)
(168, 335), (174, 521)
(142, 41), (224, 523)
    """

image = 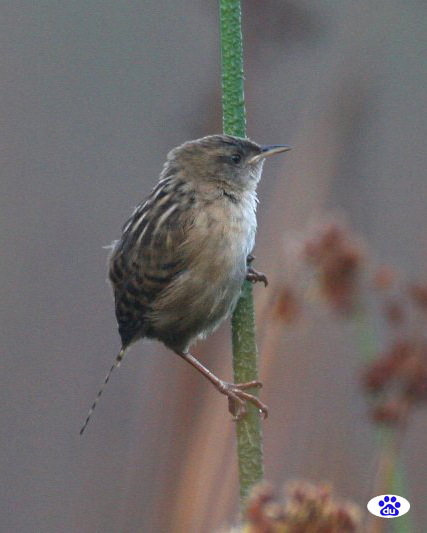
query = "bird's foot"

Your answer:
(246, 267), (268, 287)
(216, 380), (269, 420)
